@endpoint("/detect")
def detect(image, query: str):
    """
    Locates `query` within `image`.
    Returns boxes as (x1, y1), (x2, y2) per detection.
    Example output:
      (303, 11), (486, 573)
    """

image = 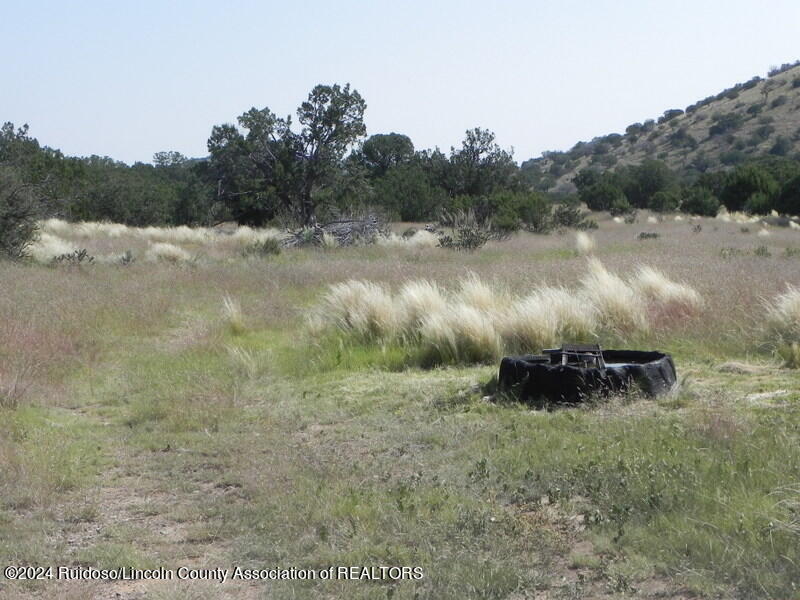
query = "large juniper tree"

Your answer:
(206, 84), (367, 225)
